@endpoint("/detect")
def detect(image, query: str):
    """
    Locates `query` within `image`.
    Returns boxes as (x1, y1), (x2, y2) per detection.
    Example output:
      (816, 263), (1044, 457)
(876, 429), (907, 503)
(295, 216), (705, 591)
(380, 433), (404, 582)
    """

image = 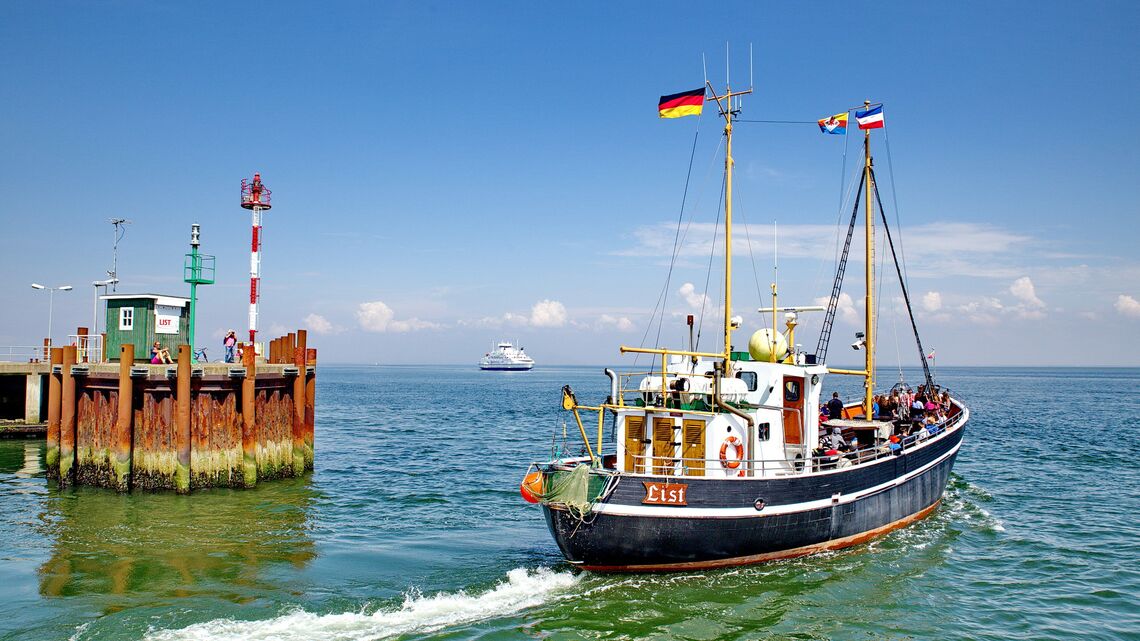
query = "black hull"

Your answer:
(543, 422), (964, 572)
